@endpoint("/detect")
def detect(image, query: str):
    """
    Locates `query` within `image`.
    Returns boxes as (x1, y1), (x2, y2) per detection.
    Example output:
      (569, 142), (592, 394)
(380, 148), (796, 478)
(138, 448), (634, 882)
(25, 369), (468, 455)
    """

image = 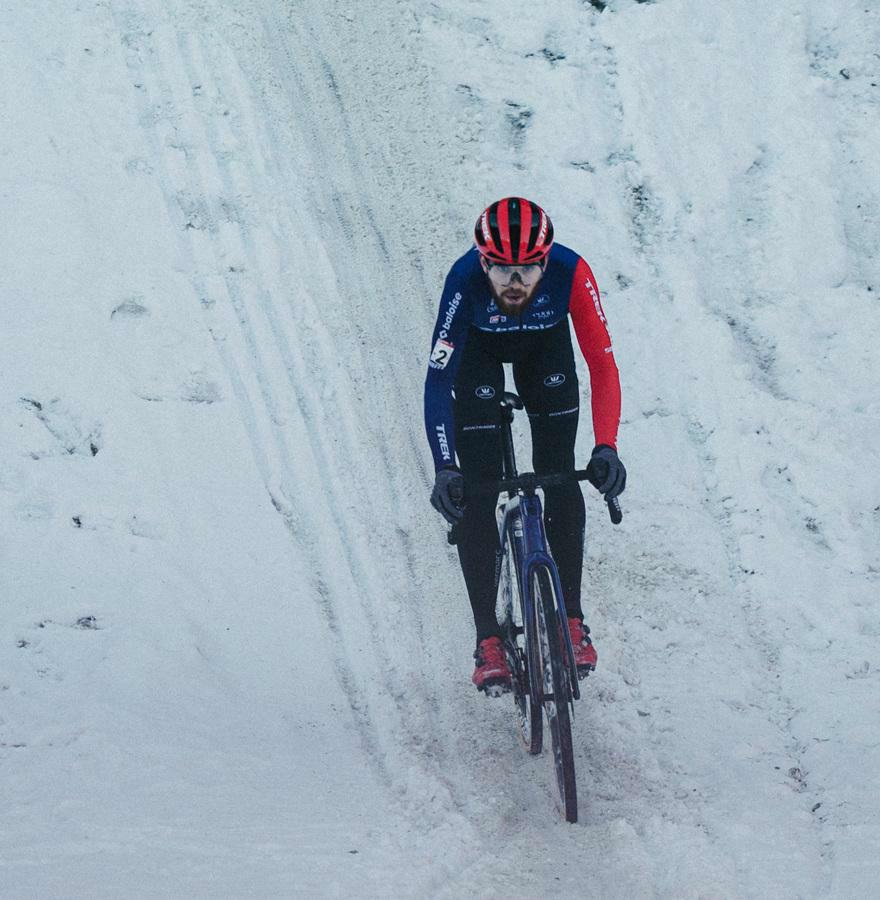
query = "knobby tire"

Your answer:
(523, 572), (543, 755)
